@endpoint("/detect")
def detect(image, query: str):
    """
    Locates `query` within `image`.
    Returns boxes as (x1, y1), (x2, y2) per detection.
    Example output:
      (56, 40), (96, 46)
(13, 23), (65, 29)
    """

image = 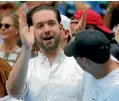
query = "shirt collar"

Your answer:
(37, 51), (66, 64)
